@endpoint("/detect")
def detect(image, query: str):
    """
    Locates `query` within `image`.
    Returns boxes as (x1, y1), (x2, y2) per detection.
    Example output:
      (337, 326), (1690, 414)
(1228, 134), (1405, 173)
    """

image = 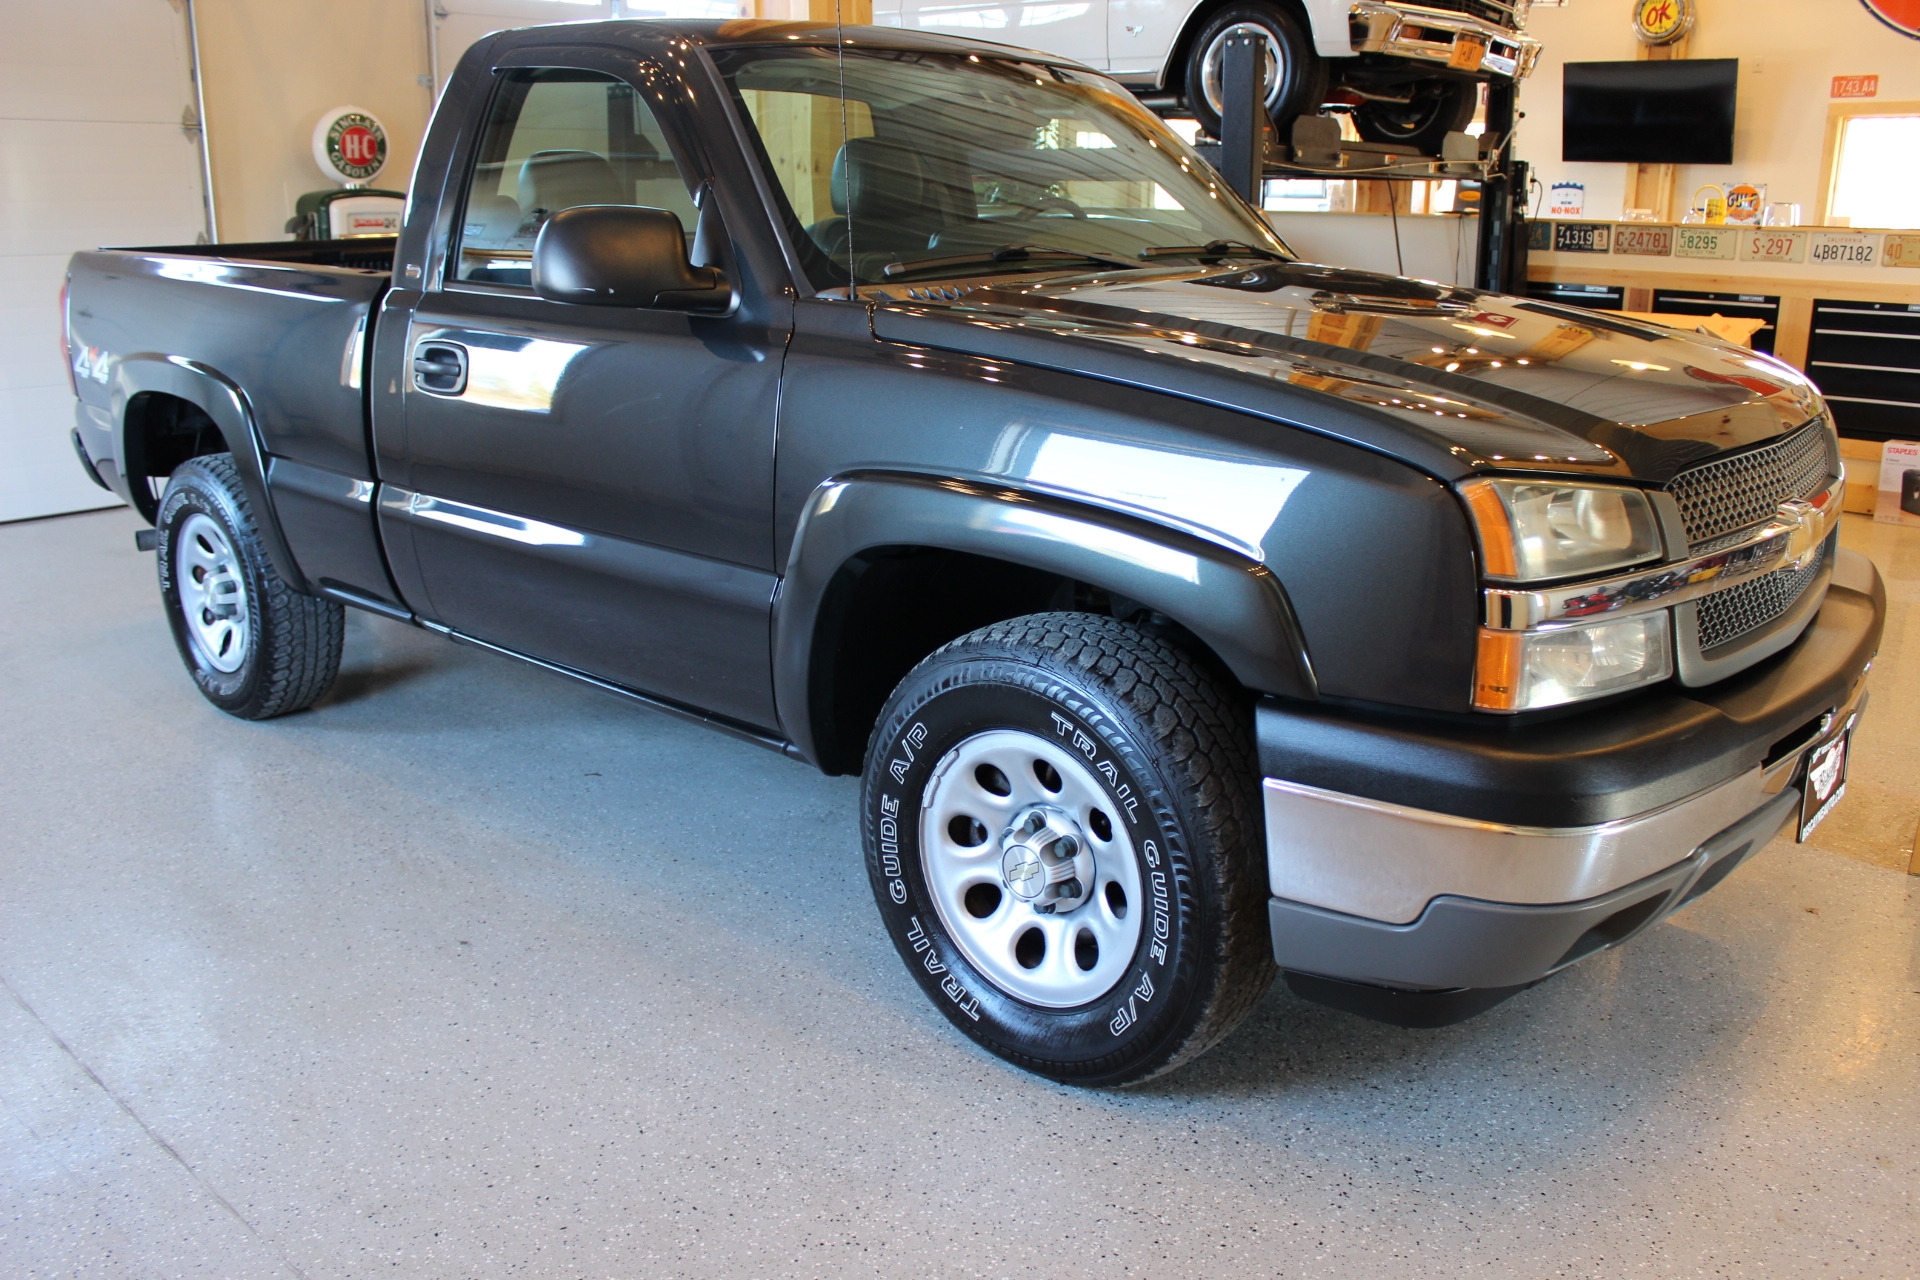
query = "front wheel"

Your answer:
(862, 614), (1275, 1086)
(1184, 3), (1327, 141)
(1353, 78), (1479, 156)
(156, 453), (344, 720)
